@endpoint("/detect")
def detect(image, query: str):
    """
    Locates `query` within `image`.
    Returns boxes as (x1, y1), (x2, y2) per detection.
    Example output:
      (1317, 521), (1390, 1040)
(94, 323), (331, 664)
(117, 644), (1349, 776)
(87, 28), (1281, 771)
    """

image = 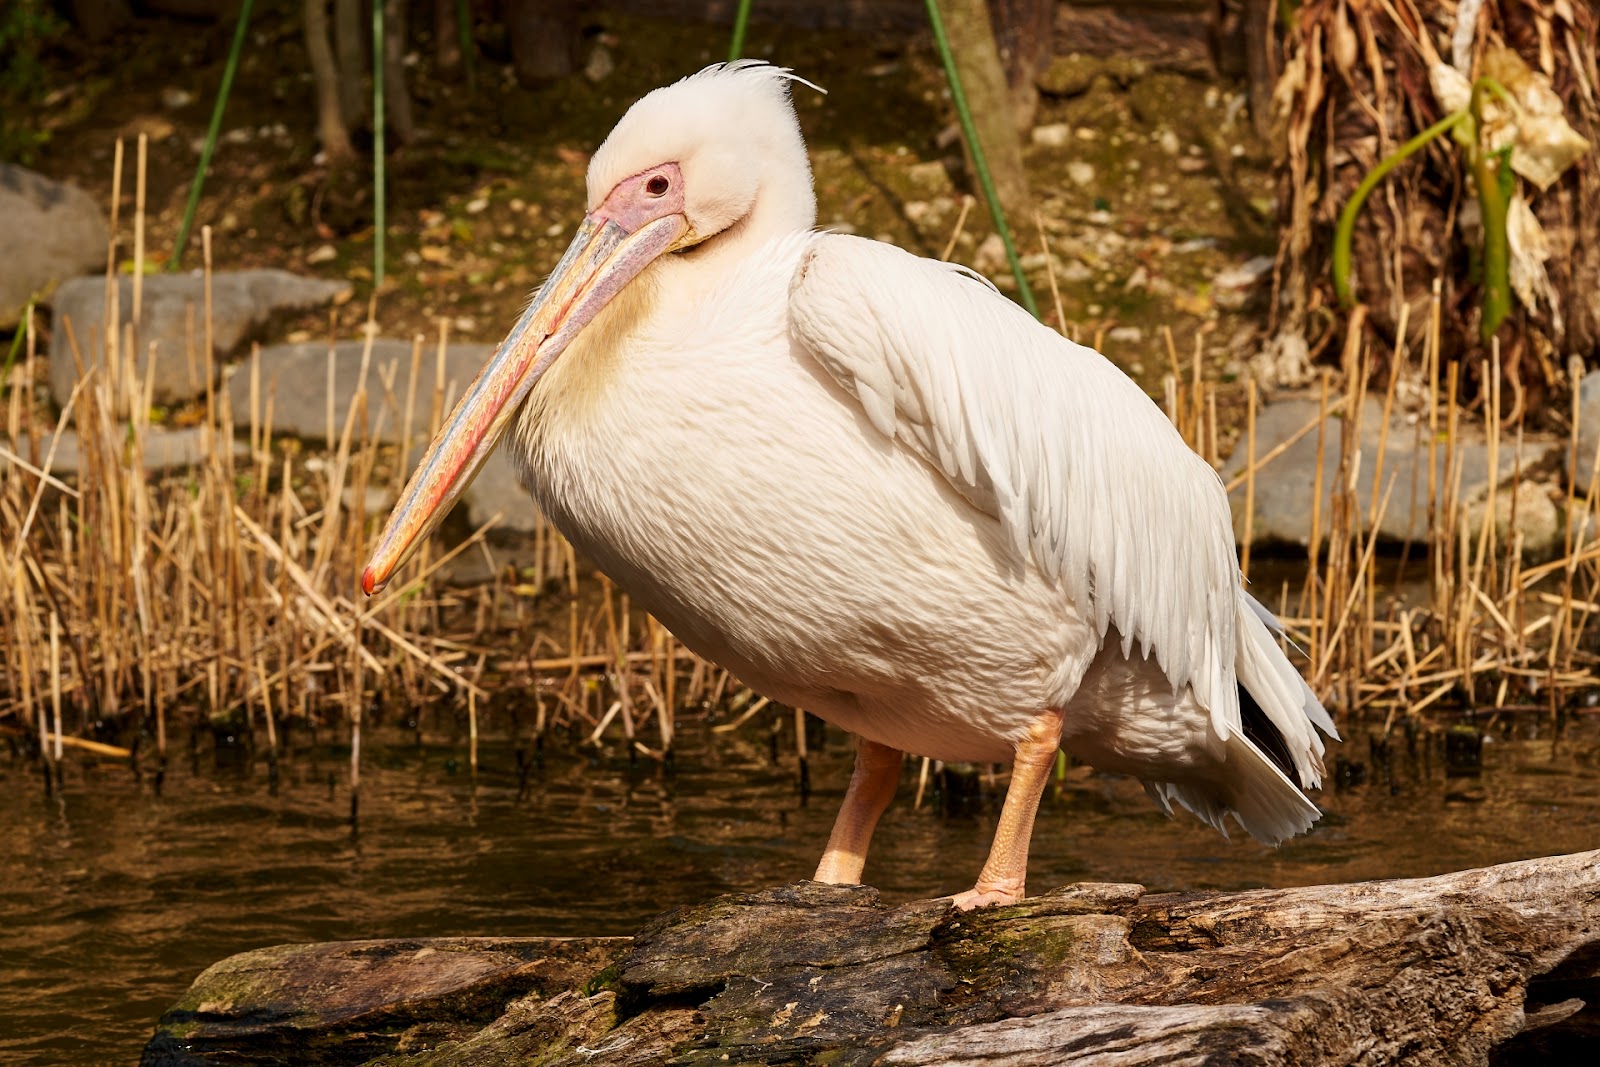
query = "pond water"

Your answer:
(2, 711), (1598, 1065)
